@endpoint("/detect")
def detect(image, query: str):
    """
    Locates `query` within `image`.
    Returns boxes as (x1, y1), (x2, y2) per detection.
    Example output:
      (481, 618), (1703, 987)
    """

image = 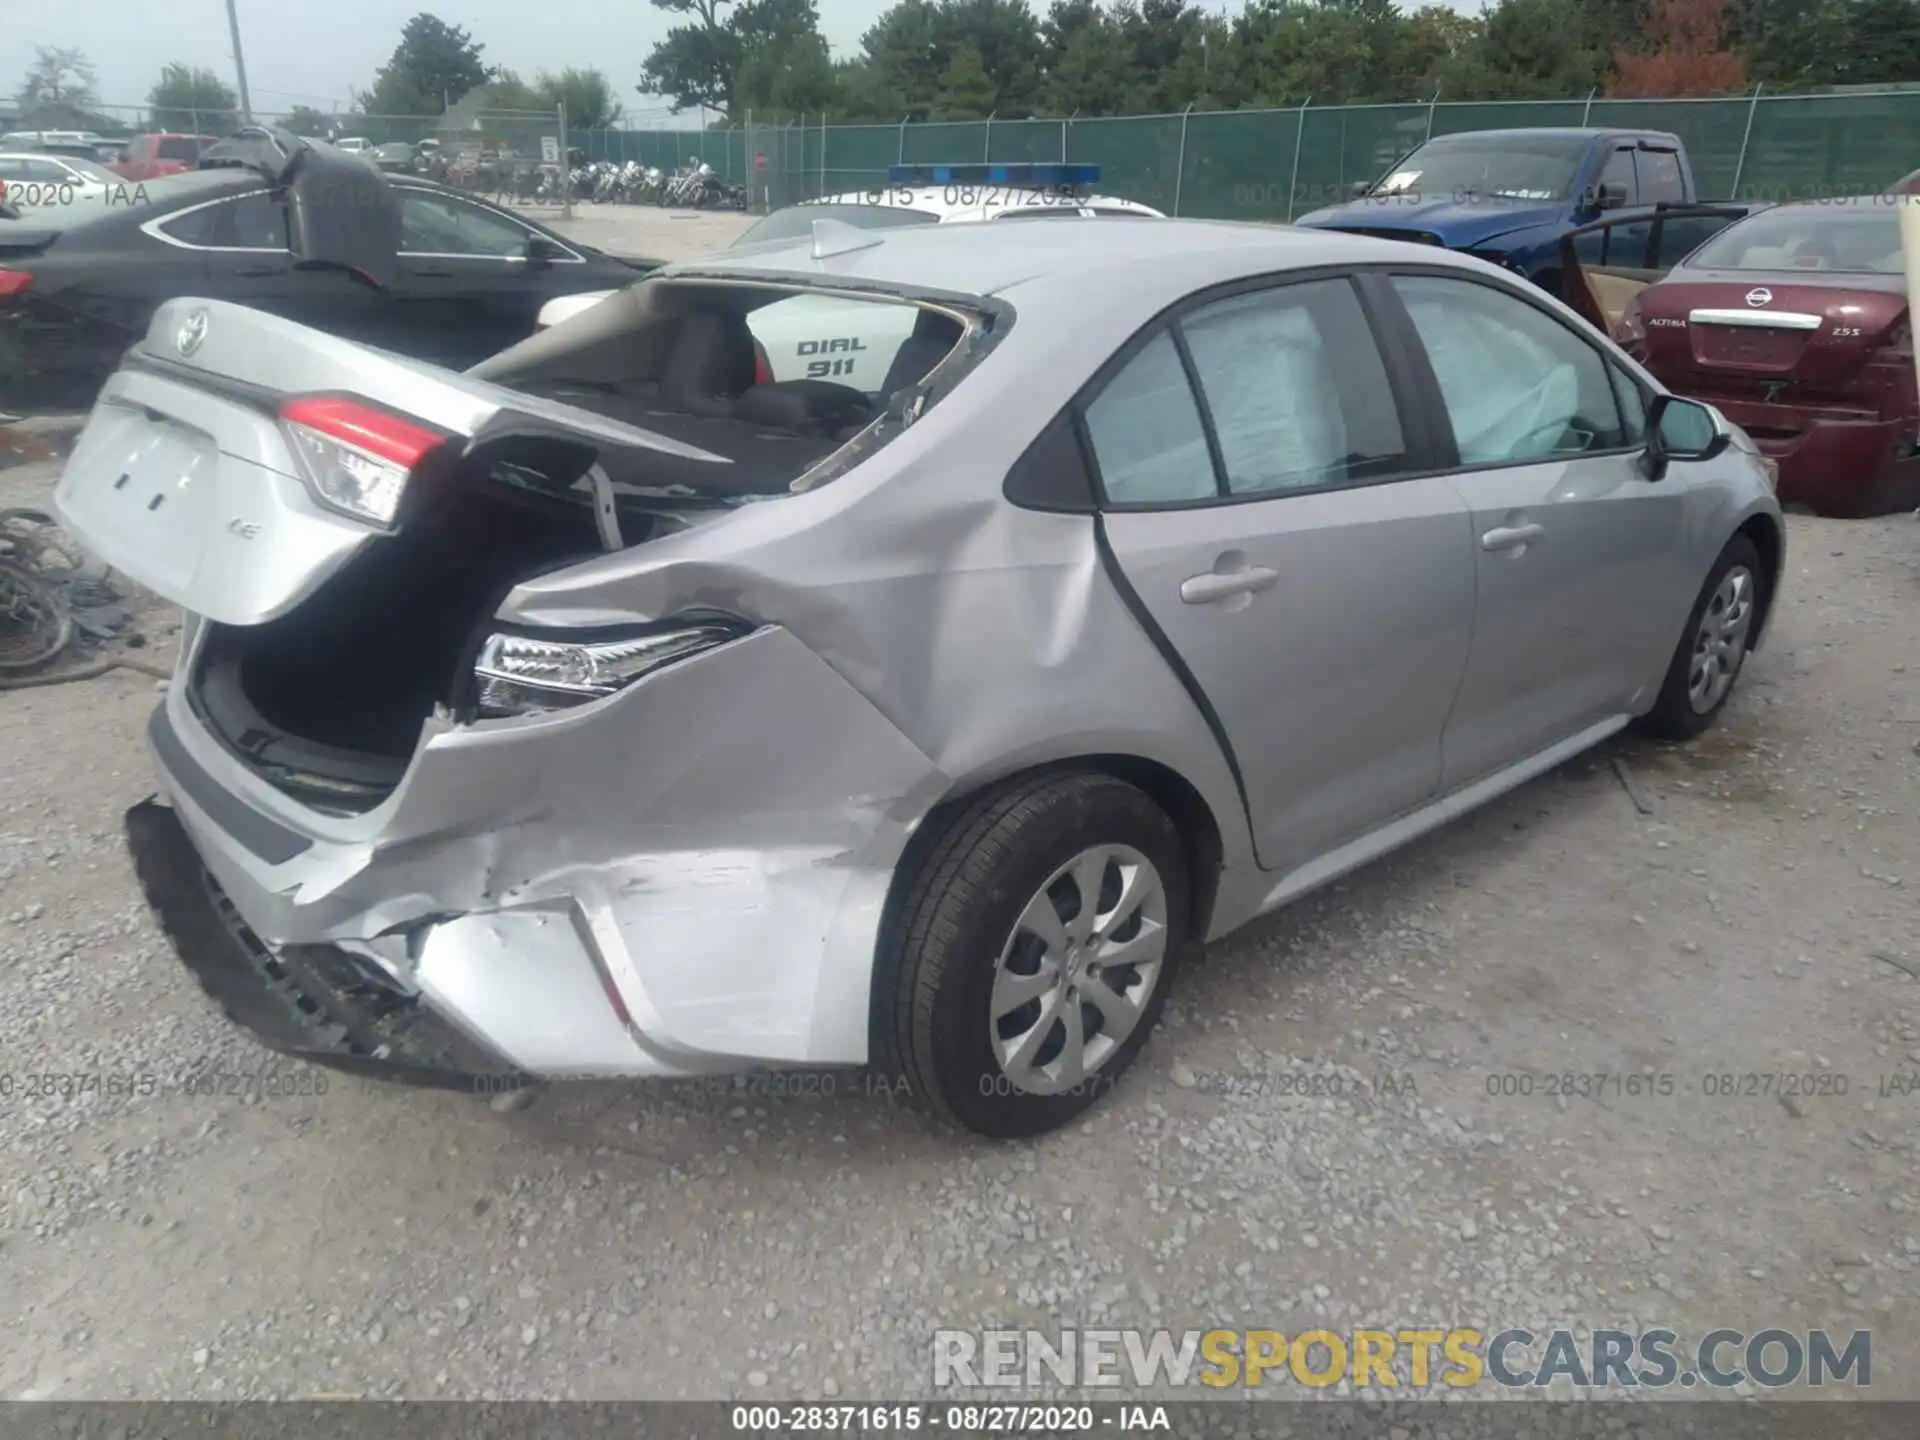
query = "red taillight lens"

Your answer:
(0, 269), (31, 297)
(277, 395), (444, 527)
(1616, 295), (1646, 346)
(753, 338), (773, 385)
